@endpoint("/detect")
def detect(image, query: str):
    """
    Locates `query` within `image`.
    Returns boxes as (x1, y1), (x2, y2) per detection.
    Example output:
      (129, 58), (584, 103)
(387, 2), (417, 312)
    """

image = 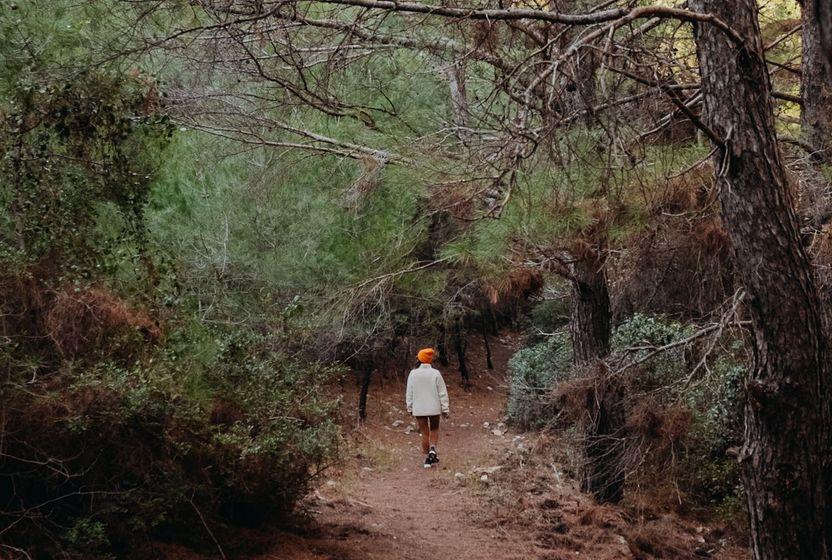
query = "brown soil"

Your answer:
(250, 334), (747, 560)
(154, 334), (748, 560)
